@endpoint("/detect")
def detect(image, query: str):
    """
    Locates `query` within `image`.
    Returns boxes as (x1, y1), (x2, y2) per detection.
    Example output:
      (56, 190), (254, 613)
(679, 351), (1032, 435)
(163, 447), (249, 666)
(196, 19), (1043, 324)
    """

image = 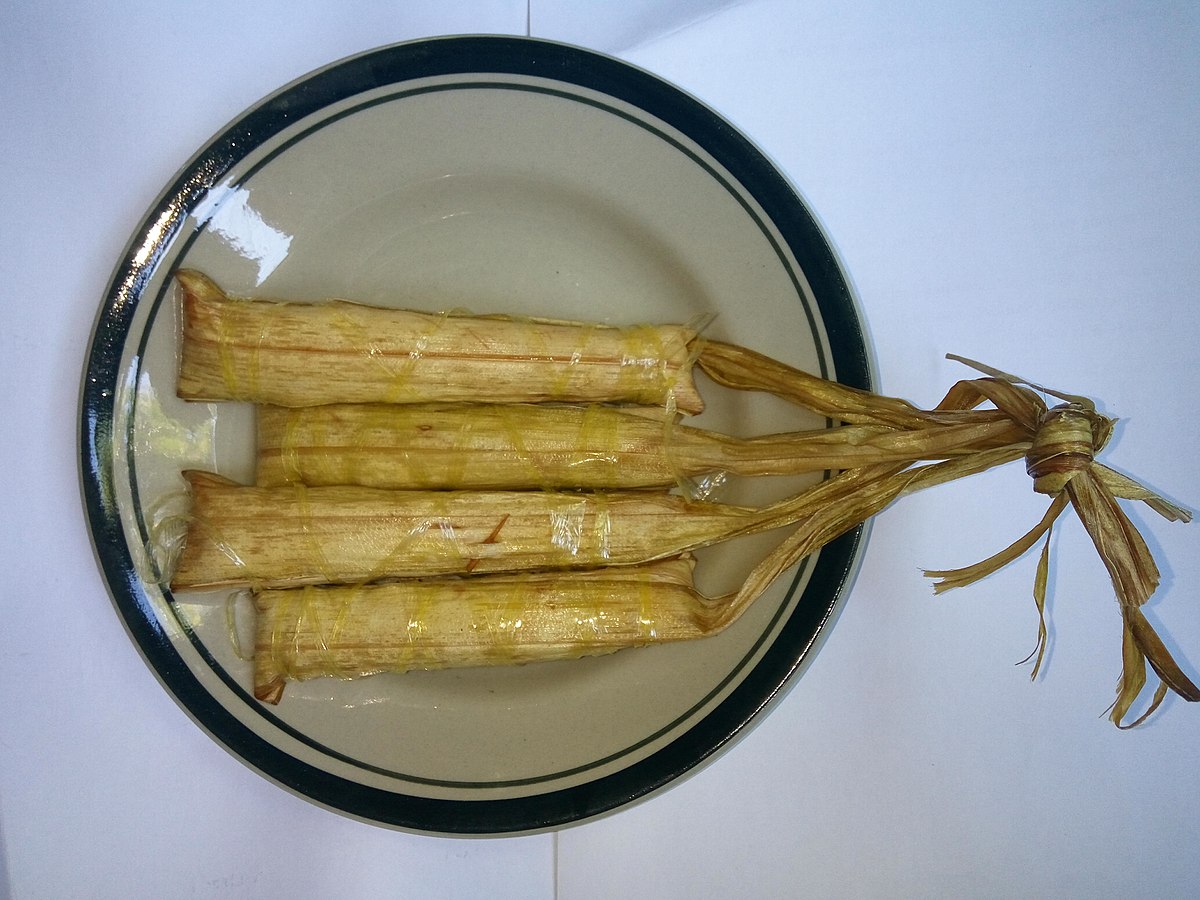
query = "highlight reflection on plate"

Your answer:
(81, 36), (871, 834)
